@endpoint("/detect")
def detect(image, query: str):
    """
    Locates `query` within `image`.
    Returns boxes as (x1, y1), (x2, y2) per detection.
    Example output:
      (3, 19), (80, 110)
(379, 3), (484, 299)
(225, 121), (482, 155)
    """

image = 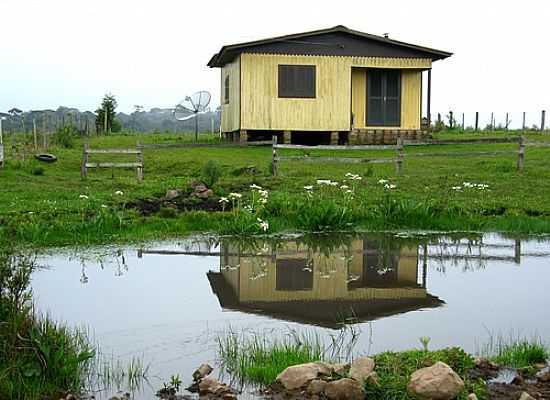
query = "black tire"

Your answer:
(35, 153), (58, 163)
